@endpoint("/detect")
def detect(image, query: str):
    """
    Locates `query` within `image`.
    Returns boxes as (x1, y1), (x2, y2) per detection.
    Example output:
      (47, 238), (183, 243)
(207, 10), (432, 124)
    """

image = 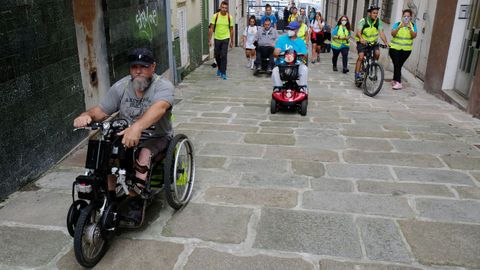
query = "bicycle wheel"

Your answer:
(362, 62), (384, 97)
(164, 134), (195, 210)
(74, 204), (108, 268)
